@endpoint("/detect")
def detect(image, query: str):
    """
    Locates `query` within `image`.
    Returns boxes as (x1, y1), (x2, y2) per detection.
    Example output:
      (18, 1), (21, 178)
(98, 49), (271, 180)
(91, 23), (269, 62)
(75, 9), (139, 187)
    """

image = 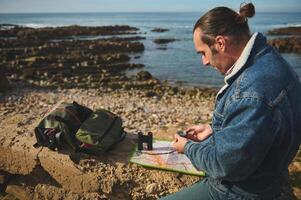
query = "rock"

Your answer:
(1, 25), (140, 40)
(136, 71), (153, 81)
(144, 91), (158, 97)
(151, 28), (169, 33)
(153, 38), (177, 44)
(0, 84), (299, 199)
(268, 37), (301, 54)
(0, 25), (148, 90)
(146, 183), (158, 194)
(0, 74), (10, 93)
(38, 149), (101, 193)
(5, 185), (32, 200)
(107, 82), (122, 90)
(0, 146), (38, 175)
(157, 47), (168, 50)
(267, 27), (301, 36)
(1, 194), (18, 200)
(0, 170), (10, 184)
